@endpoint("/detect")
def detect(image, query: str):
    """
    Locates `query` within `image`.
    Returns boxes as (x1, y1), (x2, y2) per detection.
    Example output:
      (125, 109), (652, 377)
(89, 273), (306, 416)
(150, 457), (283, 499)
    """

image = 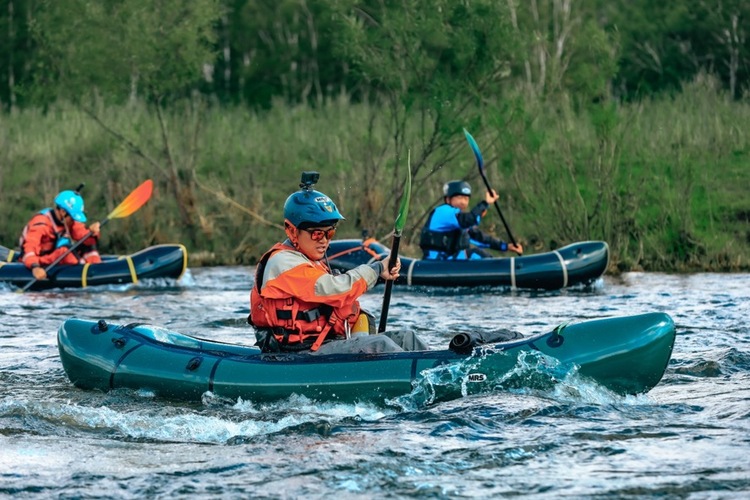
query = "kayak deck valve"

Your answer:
(90, 319), (109, 334)
(186, 357), (203, 371)
(111, 337), (127, 349)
